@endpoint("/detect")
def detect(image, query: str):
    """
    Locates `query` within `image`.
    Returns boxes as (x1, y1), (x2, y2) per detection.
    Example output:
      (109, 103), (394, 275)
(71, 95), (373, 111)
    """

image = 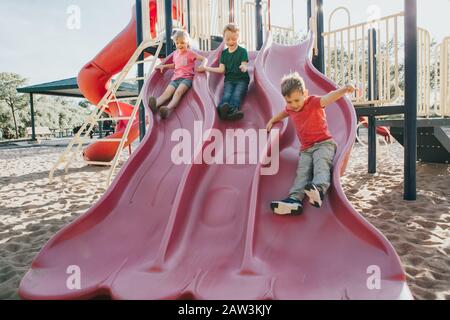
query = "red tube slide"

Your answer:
(77, 1), (177, 162)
